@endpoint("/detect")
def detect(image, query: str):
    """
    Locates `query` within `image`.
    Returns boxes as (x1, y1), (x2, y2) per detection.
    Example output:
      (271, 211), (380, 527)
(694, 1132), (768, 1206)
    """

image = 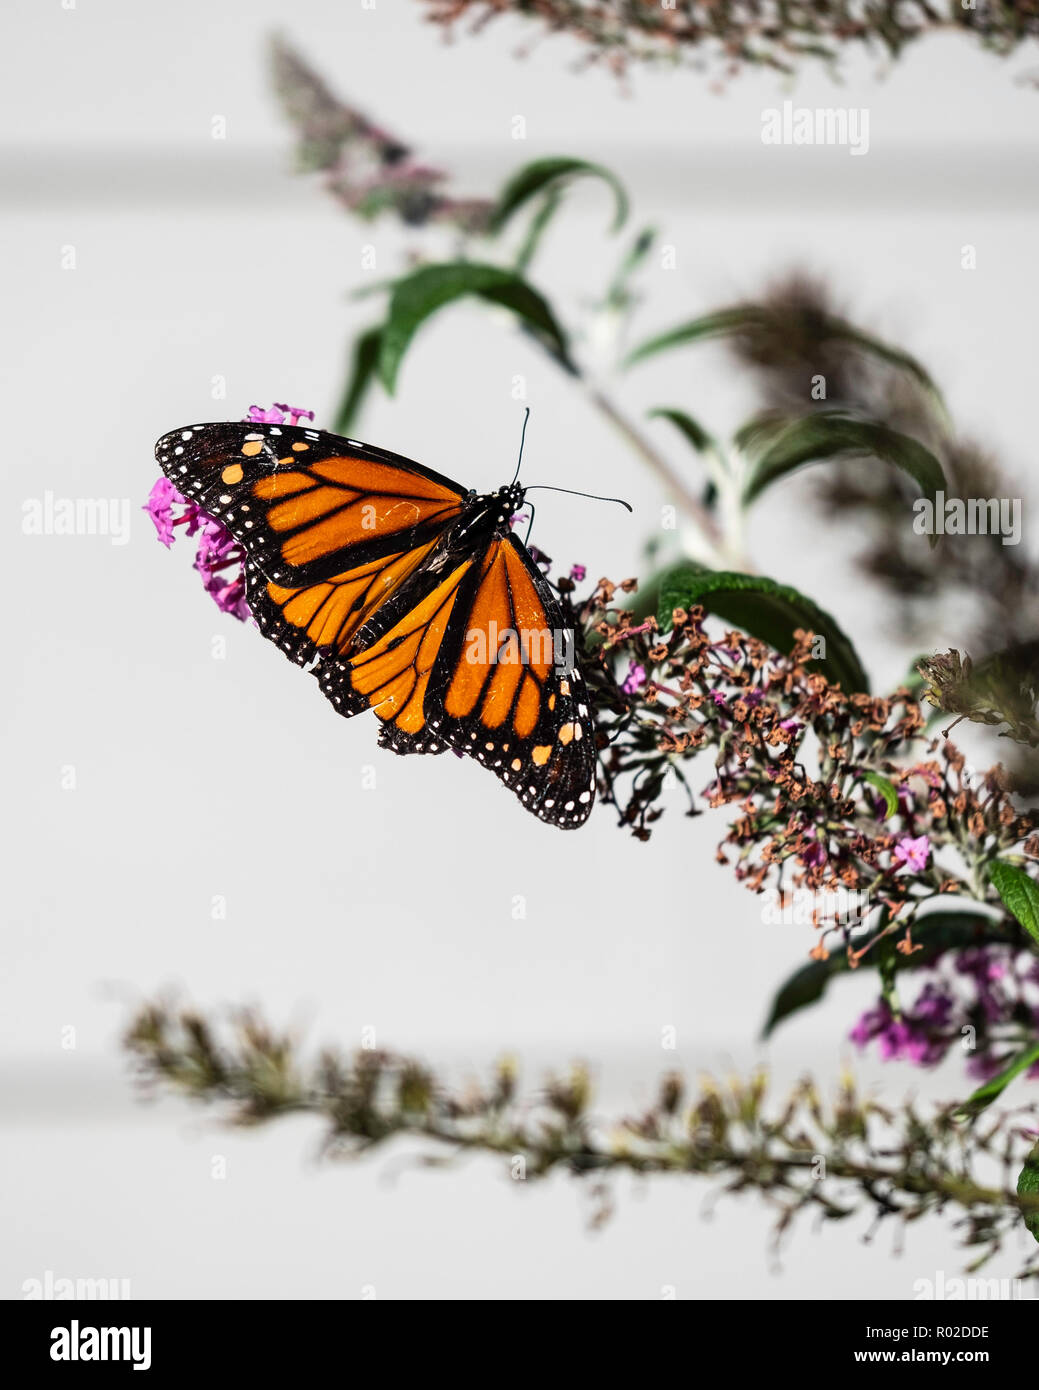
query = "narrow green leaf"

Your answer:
(624, 304), (944, 412)
(649, 407), (718, 456)
(332, 326), (382, 434)
(656, 564), (869, 694)
(762, 910), (1017, 1038)
(739, 412), (947, 528)
(625, 306), (772, 368)
(513, 186), (563, 275)
(862, 771), (899, 820)
(988, 860), (1039, 947)
(1018, 1142), (1039, 1243)
(488, 157), (629, 236)
(377, 262), (573, 393)
(732, 412), (791, 459)
(604, 226), (656, 310)
(837, 323), (946, 412)
(649, 408), (728, 507)
(956, 1040), (1039, 1118)
(761, 959), (832, 1038)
